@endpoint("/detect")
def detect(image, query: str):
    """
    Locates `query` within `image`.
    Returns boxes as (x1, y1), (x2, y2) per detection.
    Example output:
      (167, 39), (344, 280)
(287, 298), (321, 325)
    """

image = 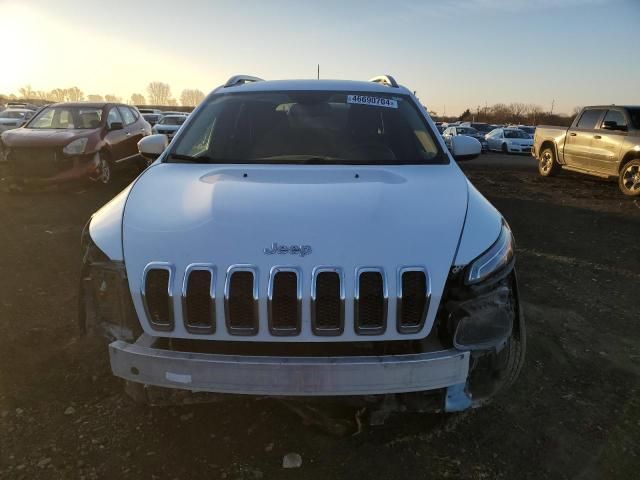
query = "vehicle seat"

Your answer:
(80, 112), (101, 129)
